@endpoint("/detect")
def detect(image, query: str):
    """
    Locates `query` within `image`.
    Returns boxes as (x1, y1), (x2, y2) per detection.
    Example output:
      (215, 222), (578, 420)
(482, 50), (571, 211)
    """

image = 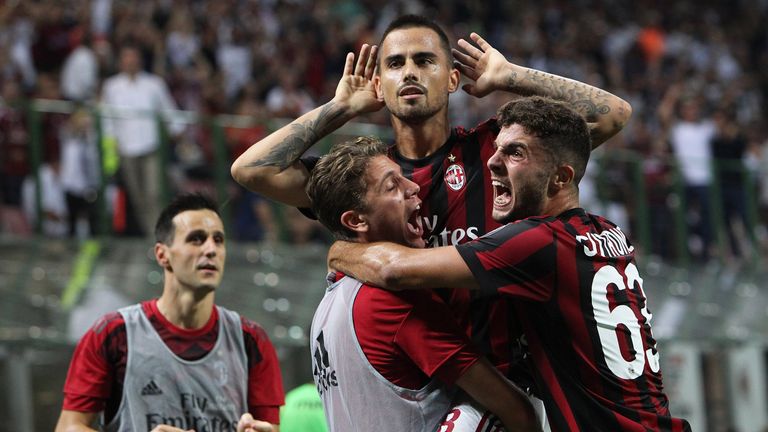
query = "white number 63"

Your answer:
(591, 263), (660, 379)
